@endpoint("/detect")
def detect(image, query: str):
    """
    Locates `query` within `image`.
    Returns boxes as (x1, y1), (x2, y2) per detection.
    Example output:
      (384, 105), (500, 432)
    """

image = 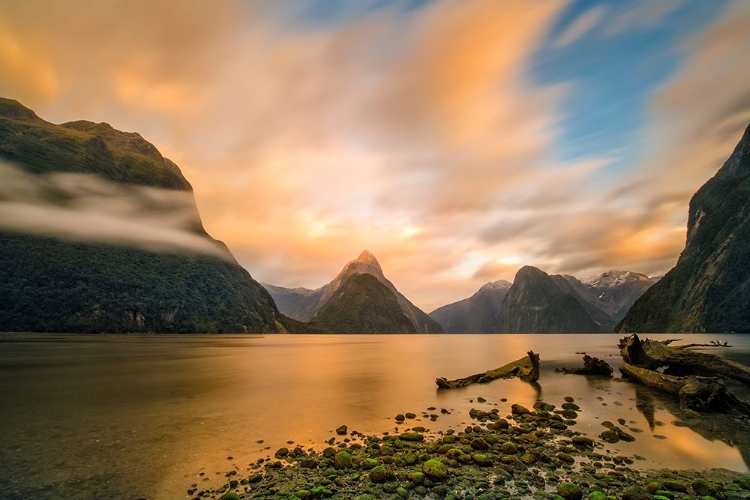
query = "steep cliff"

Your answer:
(618, 123), (750, 333)
(0, 98), (288, 333)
